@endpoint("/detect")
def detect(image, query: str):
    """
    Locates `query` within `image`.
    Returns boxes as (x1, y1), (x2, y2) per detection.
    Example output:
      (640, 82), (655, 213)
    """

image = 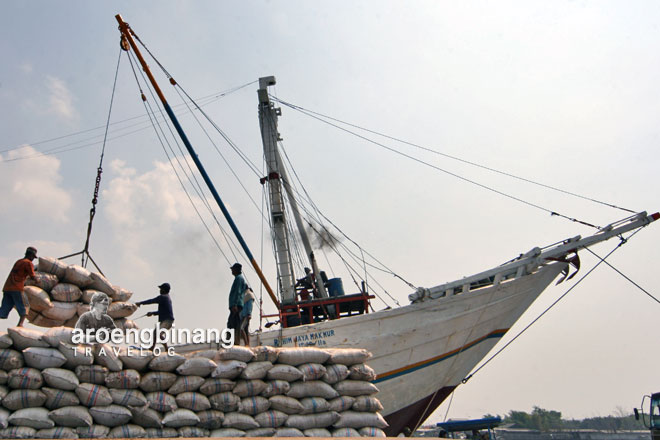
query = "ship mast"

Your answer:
(115, 15), (280, 308)
(258, 77), (328, 304)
